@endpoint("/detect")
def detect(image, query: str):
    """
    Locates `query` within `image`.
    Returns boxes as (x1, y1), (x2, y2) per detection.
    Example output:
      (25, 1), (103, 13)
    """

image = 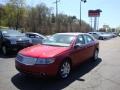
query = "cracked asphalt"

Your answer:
(0, 37), (120, 90)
